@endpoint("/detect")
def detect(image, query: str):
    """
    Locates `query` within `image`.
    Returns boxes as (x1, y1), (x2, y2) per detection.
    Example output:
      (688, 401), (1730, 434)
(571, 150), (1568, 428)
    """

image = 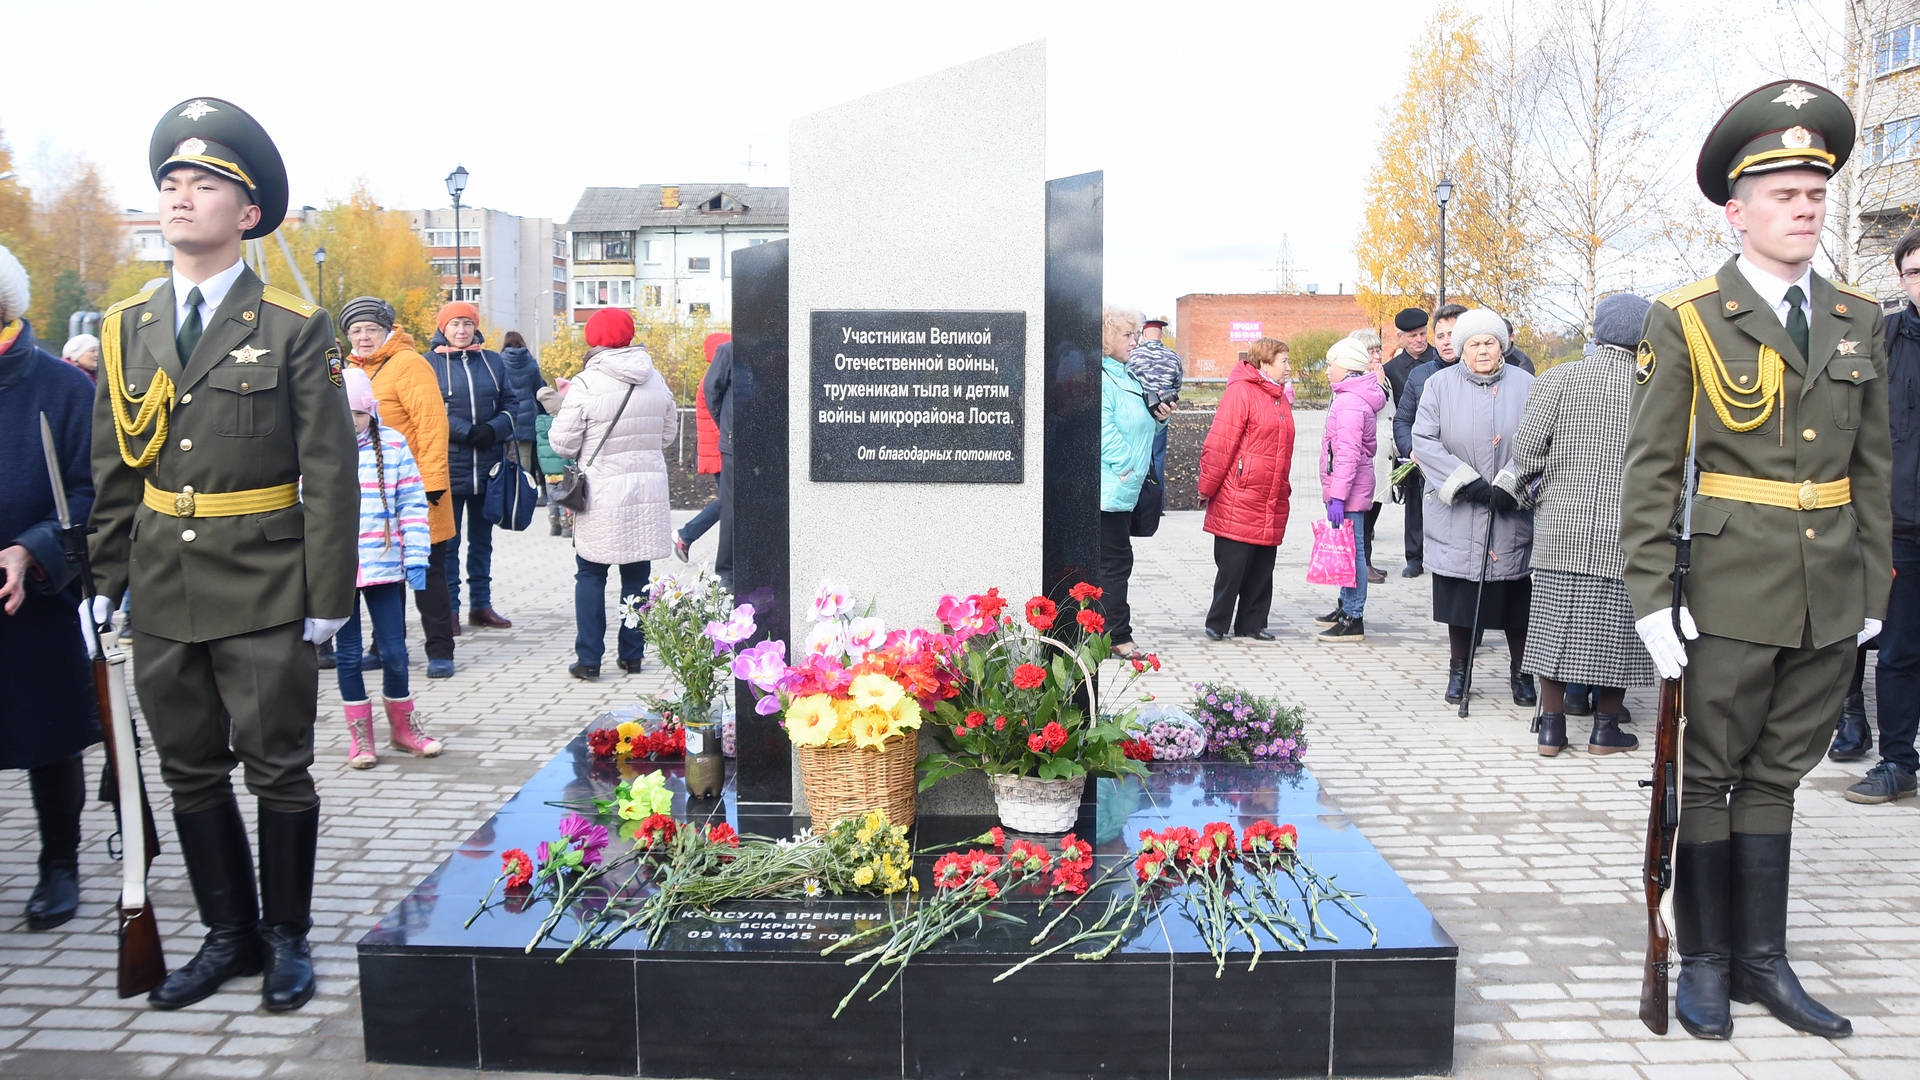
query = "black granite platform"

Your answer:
(356, 733), (1456, 1079)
